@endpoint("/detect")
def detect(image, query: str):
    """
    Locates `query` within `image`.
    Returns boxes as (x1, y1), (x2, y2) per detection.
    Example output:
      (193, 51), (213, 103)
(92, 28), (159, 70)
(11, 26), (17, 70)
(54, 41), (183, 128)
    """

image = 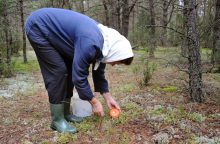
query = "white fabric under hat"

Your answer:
(97, 24), (134, 63)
